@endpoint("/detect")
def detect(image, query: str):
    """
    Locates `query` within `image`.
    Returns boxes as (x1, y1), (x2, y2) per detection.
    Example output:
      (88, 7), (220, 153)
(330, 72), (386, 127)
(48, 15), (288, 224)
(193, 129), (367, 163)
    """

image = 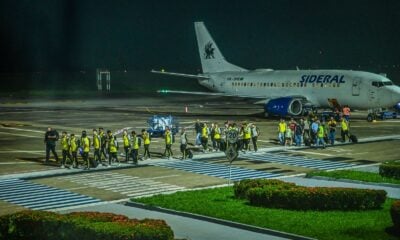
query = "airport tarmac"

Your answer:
(0, 95), (399, 215)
